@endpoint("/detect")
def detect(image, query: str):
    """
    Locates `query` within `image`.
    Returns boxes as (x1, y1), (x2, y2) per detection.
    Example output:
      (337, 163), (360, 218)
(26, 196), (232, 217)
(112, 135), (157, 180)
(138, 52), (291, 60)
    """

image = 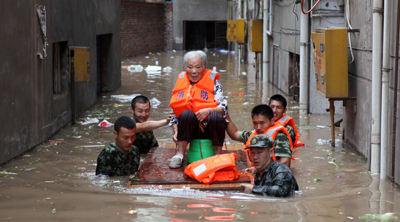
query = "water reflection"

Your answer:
(0, 50), (399, 221)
